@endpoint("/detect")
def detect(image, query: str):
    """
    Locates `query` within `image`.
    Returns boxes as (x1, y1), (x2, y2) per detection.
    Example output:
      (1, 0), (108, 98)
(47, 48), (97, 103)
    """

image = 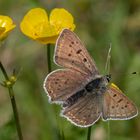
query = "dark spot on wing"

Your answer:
(69, 44), (72, 47)
(113, 94), (117, 97)
(55, 81), (58, 84)
(64, 79), (69, 84)
(125, 105), (127, 108)
(72, 60), (74, 63)
(68, 53), (71, 56)
(71, 41), (74, 44)
(121, 107), (124, 109)
(118, 98), (123, 103)
(112, 106), (115, 109)
(58, 84), (61, 87)
(83, 58), (87, 62)
(76, 49), (82, 54)
(76, 41), (79, 44)
(49, 90), (53, 93)
(127, 102), (129, 104)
